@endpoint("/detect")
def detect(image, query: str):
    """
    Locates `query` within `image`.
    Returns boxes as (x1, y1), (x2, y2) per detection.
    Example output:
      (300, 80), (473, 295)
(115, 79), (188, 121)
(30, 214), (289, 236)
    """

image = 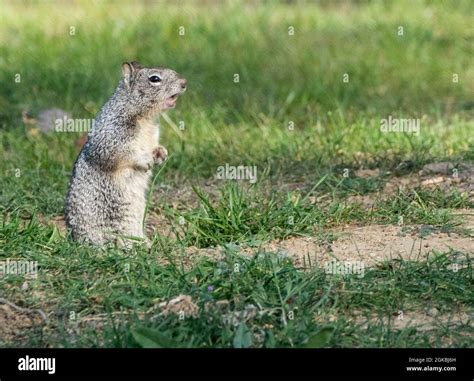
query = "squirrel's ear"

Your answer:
(121, 62), (135, 89)
(130, 61), (143, 70)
